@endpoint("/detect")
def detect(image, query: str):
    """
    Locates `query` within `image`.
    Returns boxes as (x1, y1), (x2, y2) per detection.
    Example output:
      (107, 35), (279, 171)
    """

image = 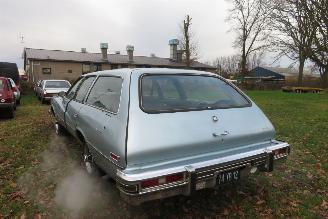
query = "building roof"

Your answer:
(24, 48), (215, 69)
(248, 67), (285, 80)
